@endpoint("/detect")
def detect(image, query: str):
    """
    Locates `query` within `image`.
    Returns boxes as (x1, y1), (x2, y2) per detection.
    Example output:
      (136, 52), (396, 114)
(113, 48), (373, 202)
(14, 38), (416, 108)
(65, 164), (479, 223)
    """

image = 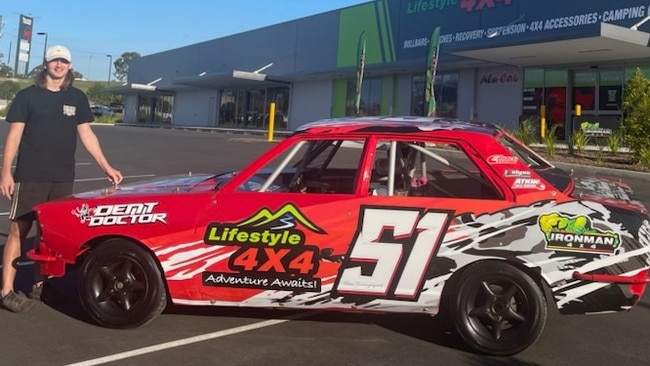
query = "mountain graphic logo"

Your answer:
(236, 203), (326, 234)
